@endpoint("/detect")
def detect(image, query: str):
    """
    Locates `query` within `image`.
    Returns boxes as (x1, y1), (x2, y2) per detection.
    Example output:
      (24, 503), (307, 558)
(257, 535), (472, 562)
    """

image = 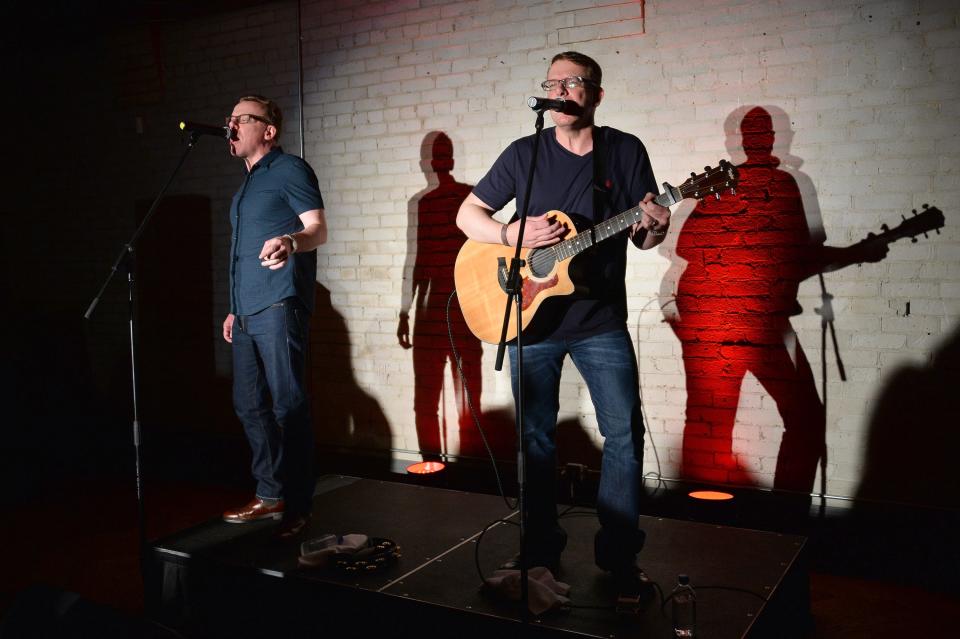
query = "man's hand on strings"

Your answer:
(509, 214), (568, 248)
